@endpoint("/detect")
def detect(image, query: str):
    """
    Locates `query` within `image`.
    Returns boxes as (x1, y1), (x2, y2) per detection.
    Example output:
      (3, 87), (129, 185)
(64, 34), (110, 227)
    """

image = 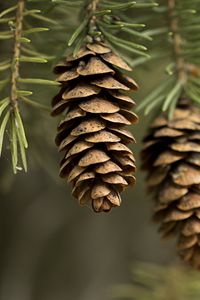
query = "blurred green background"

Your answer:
(0, 1), (199, 300)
